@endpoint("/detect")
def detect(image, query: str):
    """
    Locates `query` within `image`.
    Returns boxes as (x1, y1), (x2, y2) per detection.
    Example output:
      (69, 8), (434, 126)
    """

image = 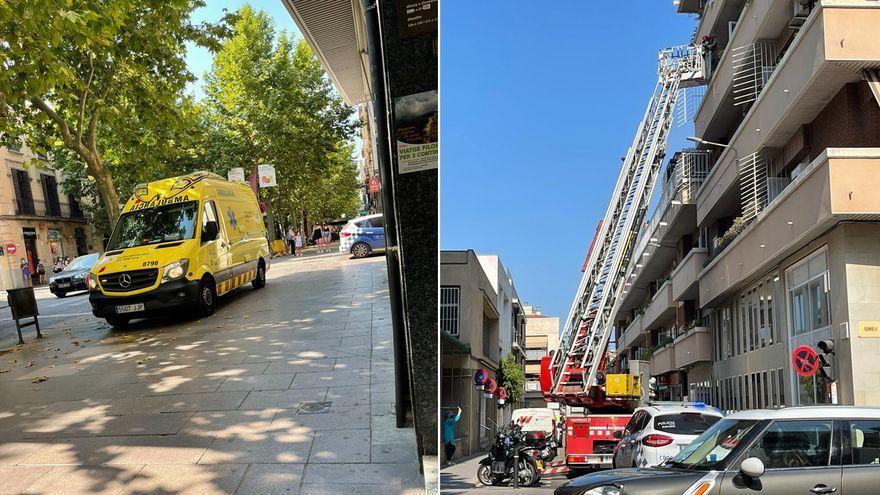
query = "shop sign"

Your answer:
(257, 164), (277, 188)
(397, 0), (437, 38)
(858, 321), (880, 338)
(369, 177), (380, 193)
(227, 167), (246, 183)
